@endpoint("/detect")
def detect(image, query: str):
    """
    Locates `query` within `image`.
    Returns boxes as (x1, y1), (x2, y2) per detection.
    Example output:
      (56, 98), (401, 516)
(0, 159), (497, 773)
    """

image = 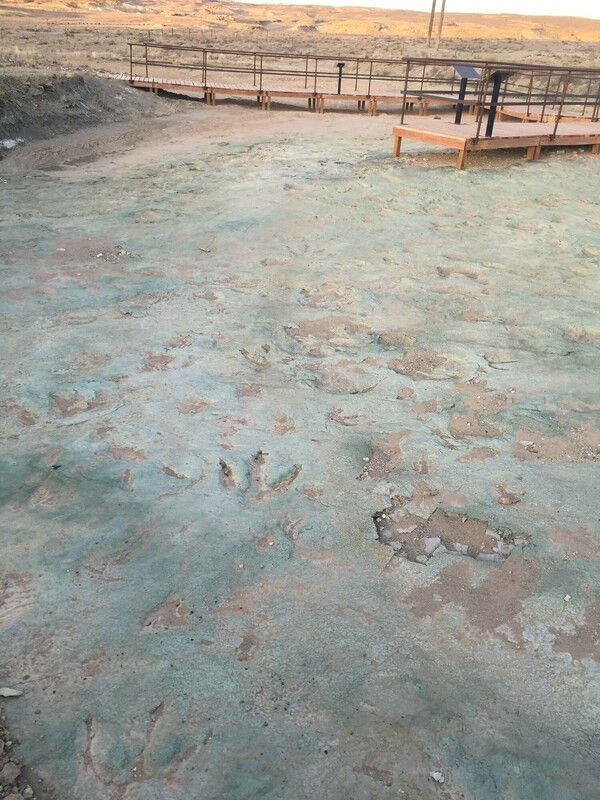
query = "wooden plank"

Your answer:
(392, 125), (466, 149)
